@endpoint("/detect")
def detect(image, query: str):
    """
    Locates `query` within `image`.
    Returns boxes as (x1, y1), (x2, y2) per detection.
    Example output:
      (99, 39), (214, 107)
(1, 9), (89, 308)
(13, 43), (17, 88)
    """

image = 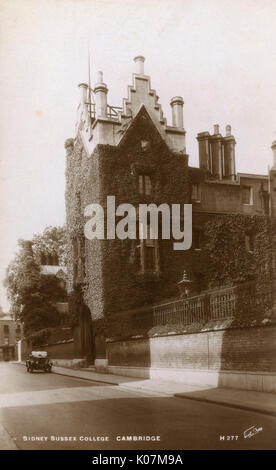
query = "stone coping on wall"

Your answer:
(107, 365), (276, 394)
(106, 319), (276, 343)
(36, 338), (74, 348)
